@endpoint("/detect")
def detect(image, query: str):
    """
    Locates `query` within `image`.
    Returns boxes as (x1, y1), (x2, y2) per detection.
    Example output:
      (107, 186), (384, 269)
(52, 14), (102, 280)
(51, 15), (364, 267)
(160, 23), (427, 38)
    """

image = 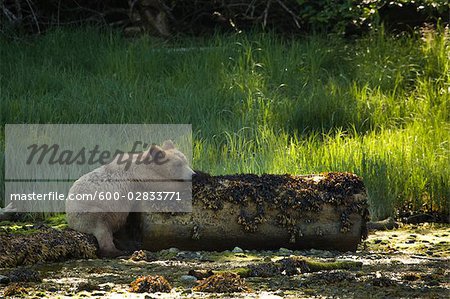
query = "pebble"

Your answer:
(8, 268), (41, 282)
(232, 246), (244, 253)
(180, 275), (198, 284)
(309, 249), (322, 255)
(278, 248), (293, 255)
(176, 251), (202, 259)
(308, 248), (334, 257)
(75, 281), (100, 292)
(91, 292), (105, 296)
(168, 247), (180, 253)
